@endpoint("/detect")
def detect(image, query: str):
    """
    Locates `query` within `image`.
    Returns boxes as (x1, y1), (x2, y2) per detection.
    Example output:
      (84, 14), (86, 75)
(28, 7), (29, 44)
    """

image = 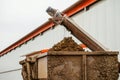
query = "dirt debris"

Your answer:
(87, 56), (119, 80)
(49, 37), (84, 51)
